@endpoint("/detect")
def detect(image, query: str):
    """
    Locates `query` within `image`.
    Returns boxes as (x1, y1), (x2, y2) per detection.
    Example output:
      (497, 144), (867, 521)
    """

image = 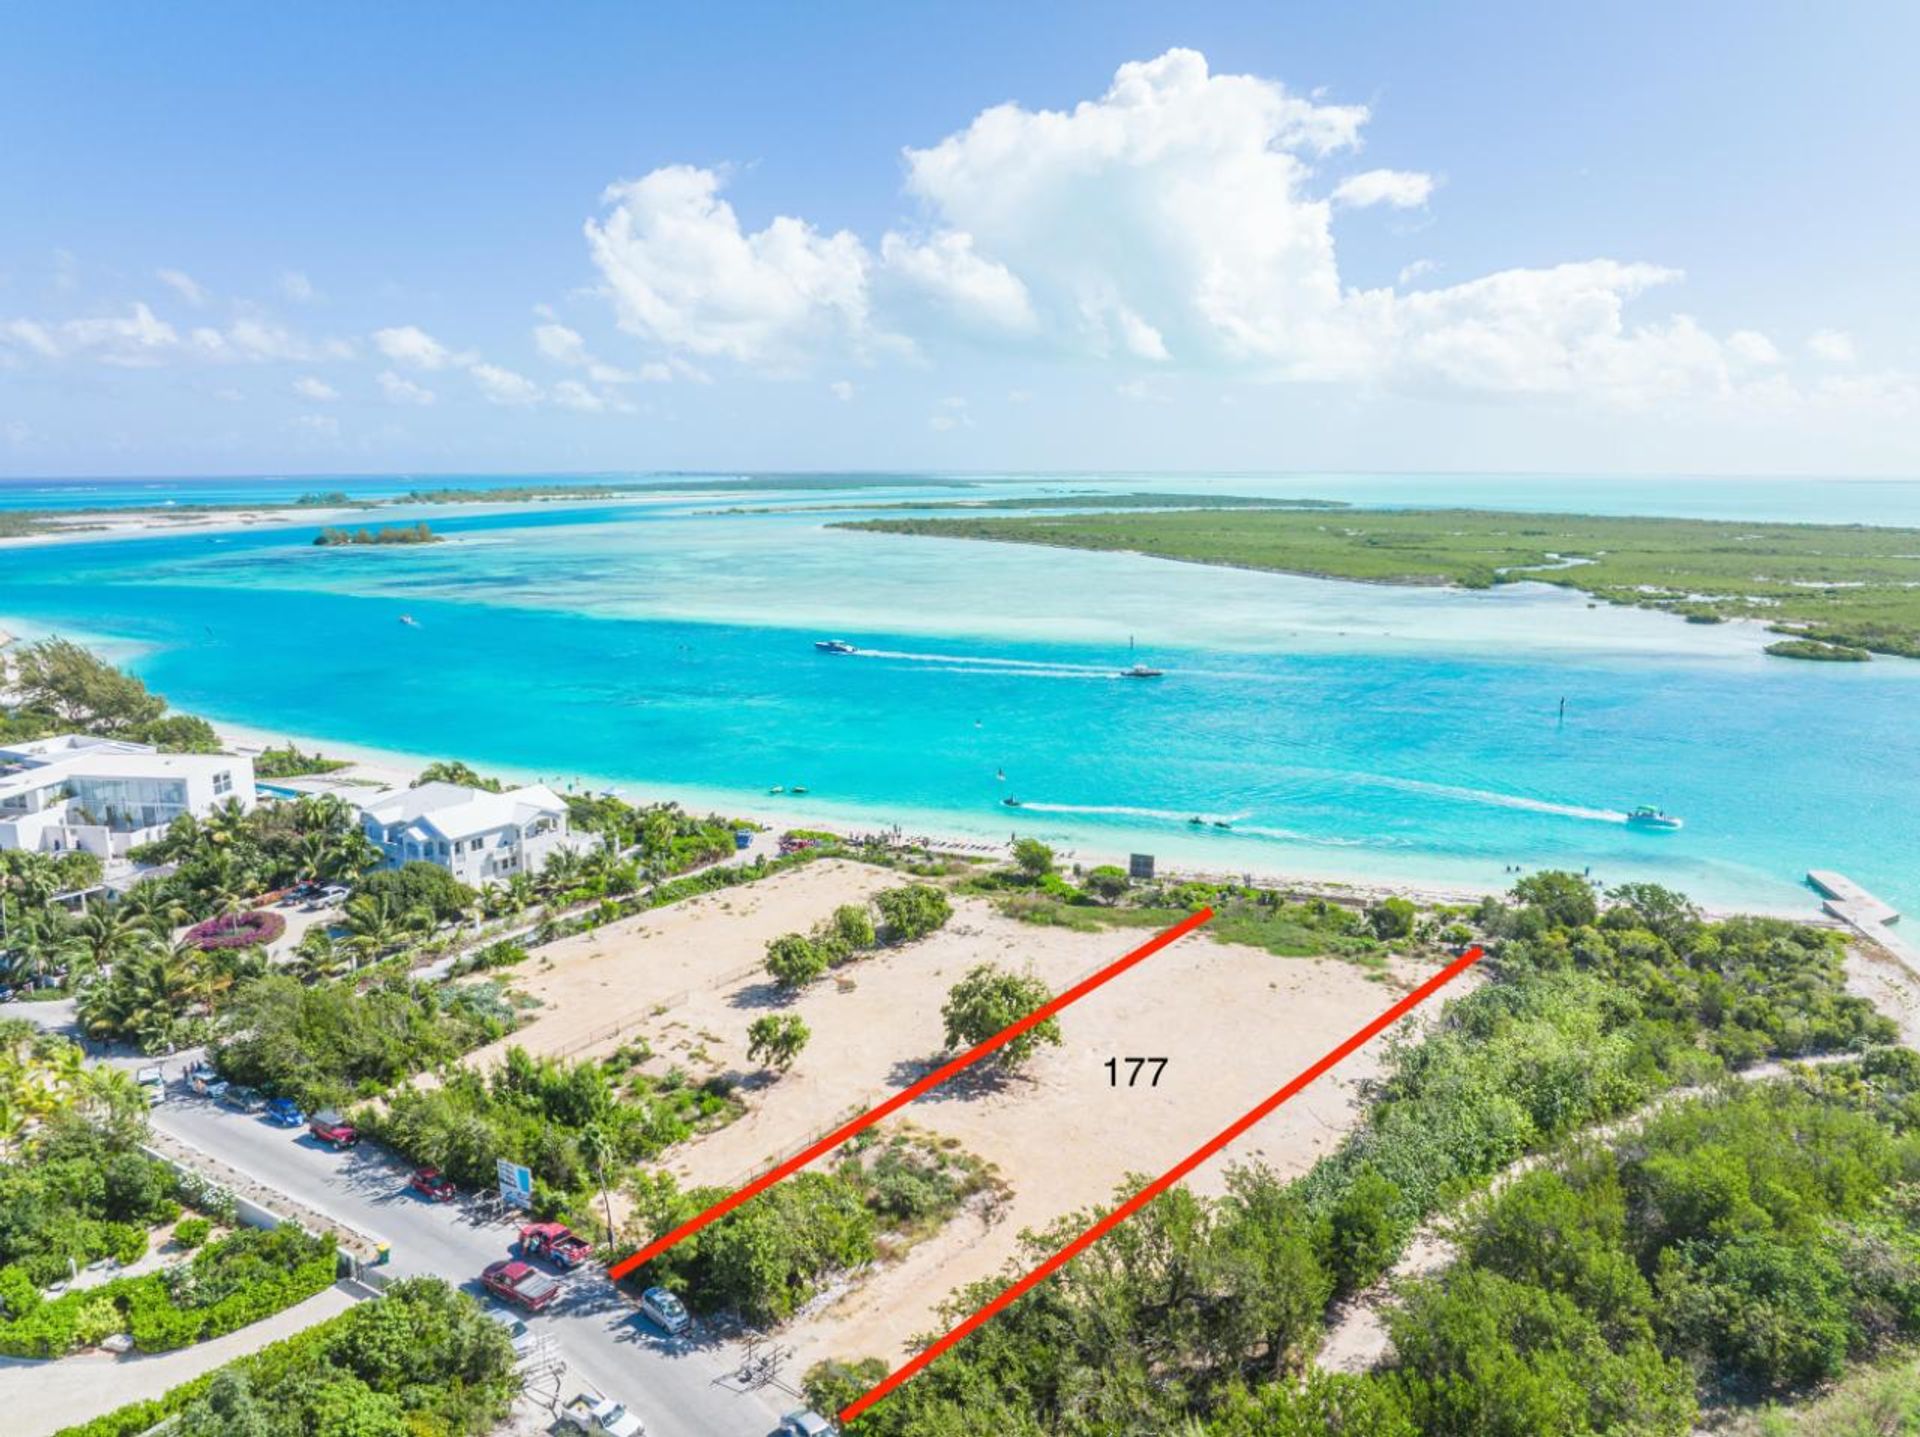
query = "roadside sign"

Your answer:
(497, 1158), (533, 1209)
